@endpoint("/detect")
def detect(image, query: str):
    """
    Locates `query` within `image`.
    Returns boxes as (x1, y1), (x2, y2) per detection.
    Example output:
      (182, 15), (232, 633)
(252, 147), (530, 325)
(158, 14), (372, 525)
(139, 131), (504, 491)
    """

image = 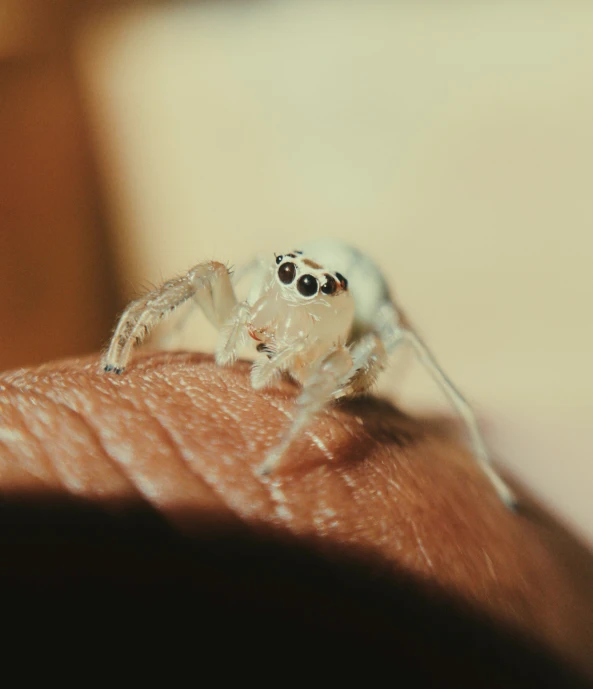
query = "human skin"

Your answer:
(0, 351), (592, 683)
